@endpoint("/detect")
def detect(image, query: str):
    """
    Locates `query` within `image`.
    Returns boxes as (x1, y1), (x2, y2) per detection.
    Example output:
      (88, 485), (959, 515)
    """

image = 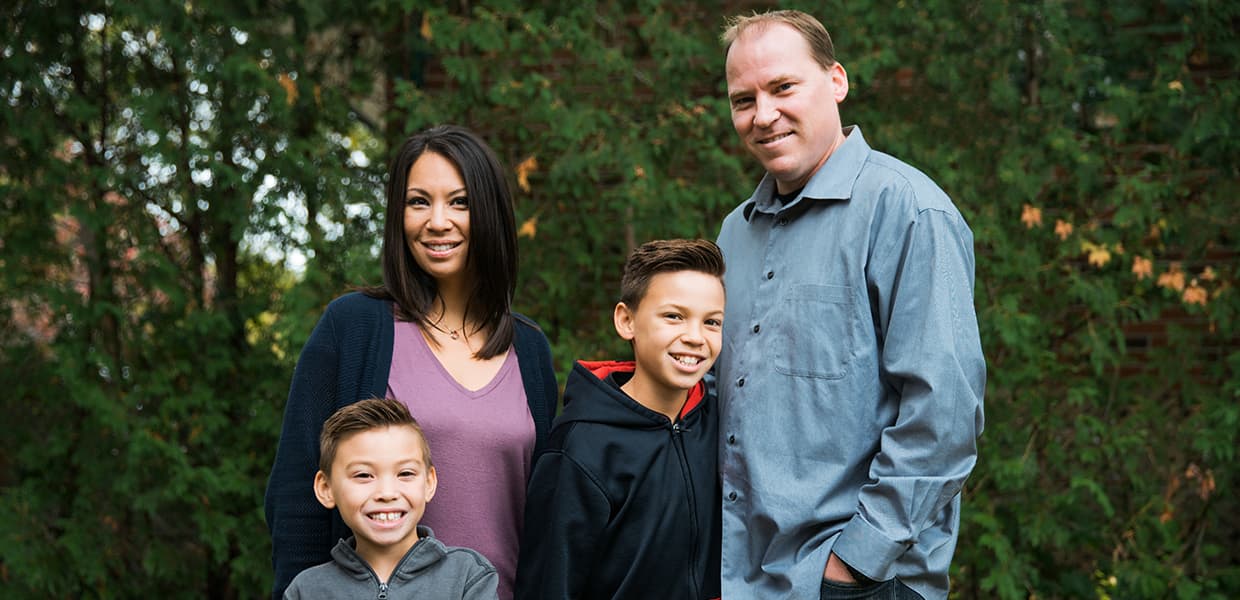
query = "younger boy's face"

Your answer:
(314, 426), (437, 565)
(615, 270), (725, 396)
